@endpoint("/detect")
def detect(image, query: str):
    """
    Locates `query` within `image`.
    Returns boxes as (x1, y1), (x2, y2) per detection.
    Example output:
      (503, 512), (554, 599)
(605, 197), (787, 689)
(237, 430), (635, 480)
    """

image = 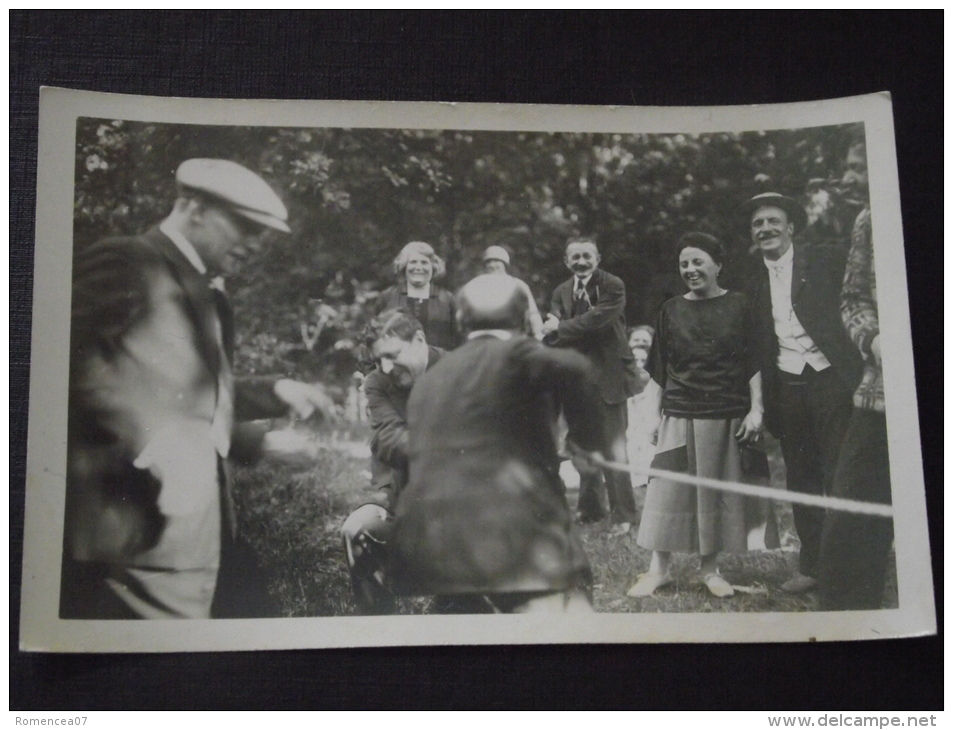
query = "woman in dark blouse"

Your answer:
(628, 232), (773, 599)
(375, 241), (458, 351)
